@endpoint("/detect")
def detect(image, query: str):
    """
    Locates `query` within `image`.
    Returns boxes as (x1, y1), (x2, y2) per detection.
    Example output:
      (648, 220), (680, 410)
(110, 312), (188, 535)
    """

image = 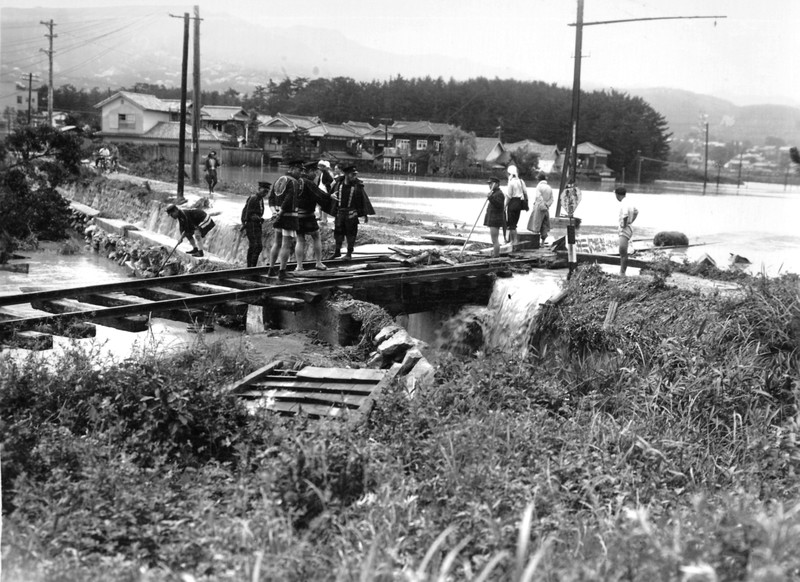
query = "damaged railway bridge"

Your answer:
(0, 257), (537, 350)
